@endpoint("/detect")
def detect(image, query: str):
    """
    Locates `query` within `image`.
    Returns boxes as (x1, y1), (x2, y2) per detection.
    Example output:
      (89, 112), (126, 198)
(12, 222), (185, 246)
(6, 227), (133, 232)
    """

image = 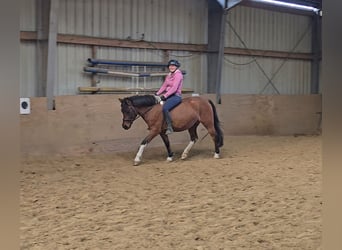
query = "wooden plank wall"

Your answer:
(20, 94), (321, 155)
